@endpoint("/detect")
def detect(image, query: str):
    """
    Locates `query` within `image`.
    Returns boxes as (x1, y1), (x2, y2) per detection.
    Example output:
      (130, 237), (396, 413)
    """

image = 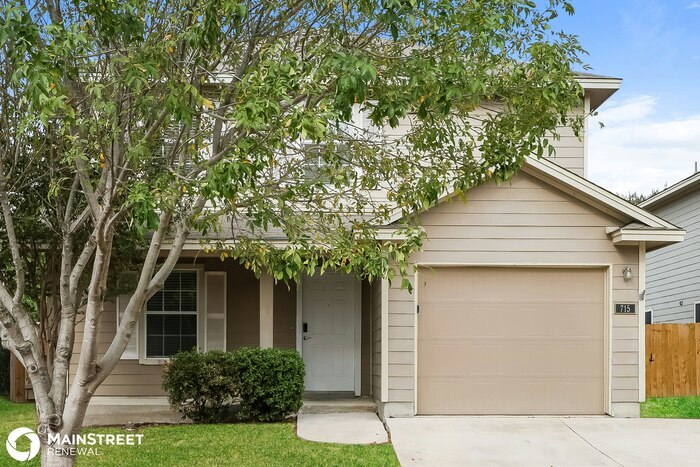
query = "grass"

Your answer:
(641, 396), (700, 419)
(0, 398), (398, 466)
